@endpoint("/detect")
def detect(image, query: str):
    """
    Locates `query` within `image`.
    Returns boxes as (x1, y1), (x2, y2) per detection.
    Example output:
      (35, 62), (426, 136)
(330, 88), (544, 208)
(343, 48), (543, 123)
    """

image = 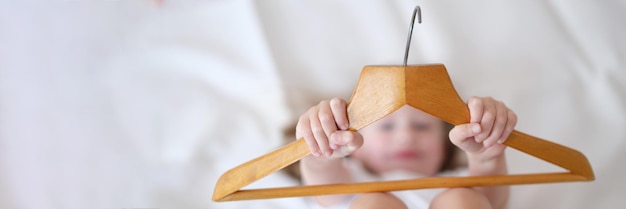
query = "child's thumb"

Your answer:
(330, 131), (363, 157)
(449, 123), (481, 144)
